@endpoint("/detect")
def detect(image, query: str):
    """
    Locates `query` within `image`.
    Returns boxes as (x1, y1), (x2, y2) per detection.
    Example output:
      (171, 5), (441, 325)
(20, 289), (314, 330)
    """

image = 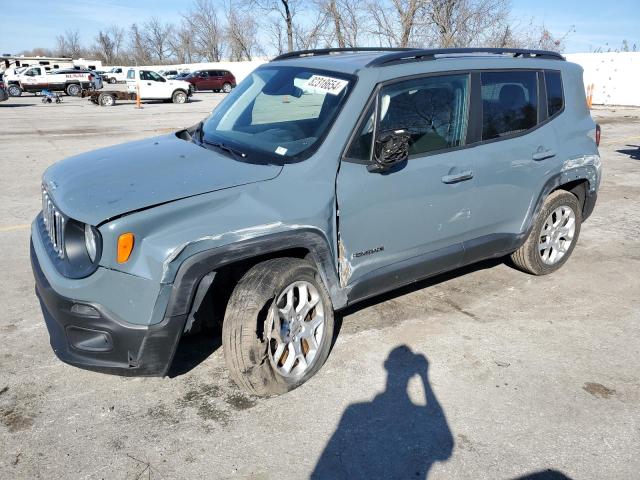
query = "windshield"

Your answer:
(201, 66), (354, 163)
